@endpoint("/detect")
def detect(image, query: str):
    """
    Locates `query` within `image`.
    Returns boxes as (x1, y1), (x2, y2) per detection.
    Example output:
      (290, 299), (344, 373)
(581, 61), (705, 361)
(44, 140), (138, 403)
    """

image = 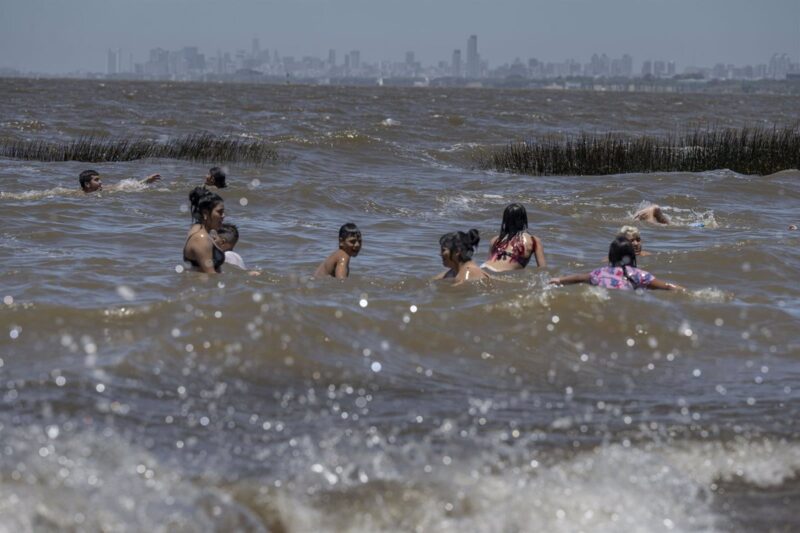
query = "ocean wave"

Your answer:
(4, 422), (796, 532)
